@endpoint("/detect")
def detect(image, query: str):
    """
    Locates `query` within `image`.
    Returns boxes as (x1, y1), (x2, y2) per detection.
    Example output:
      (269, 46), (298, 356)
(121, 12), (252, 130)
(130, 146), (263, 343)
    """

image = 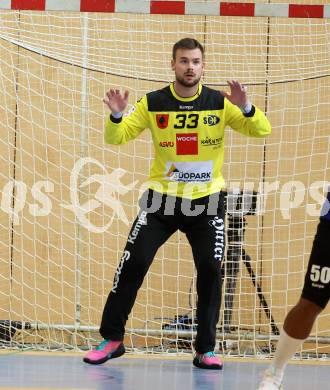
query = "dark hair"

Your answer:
(172, 38), (204, 59)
